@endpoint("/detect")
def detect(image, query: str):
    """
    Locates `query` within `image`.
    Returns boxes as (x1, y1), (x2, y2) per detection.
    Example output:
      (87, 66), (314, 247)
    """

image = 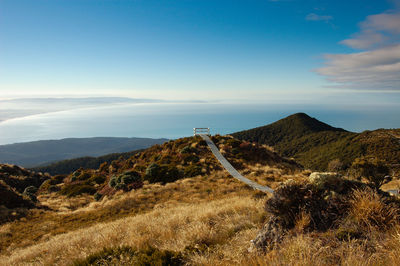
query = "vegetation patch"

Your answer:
(252, 174), (399, 251)
(232, 113), (400, 173)
(73, 246), (184, 266)
(59, 184), (97, 197)
(109, 170), (143, 191)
